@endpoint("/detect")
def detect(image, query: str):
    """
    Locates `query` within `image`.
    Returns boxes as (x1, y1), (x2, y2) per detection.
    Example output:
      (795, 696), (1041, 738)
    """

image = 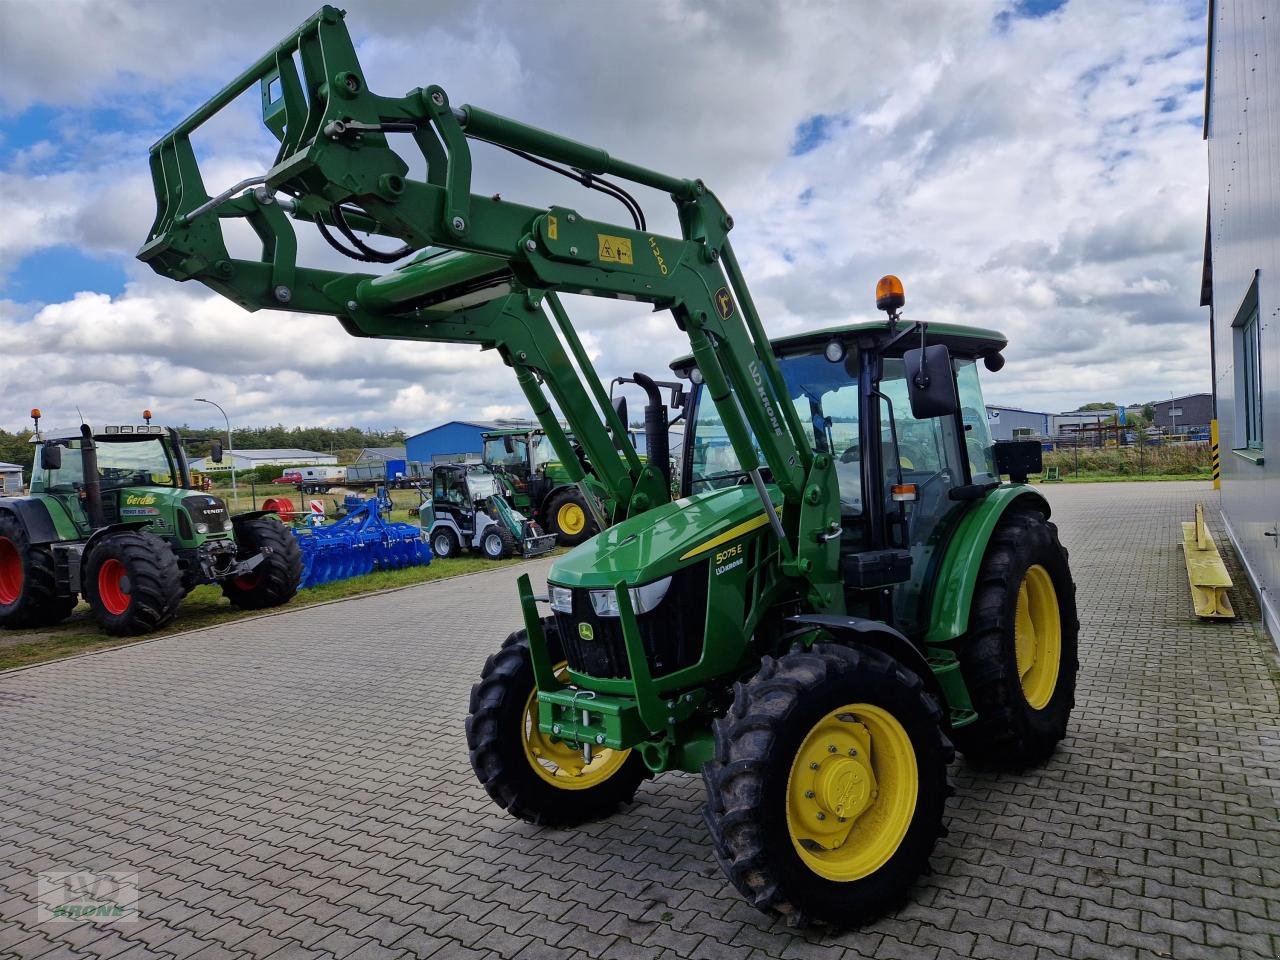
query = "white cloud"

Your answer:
(0, 0), (1211, 431)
